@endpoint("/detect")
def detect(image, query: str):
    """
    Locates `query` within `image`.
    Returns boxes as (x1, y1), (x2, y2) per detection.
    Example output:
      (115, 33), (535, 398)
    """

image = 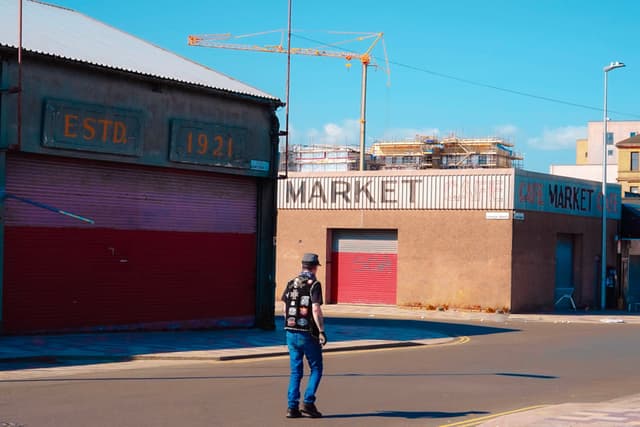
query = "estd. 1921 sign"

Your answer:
(42, 99), (143, 157)
(169, 119), (250, 170)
